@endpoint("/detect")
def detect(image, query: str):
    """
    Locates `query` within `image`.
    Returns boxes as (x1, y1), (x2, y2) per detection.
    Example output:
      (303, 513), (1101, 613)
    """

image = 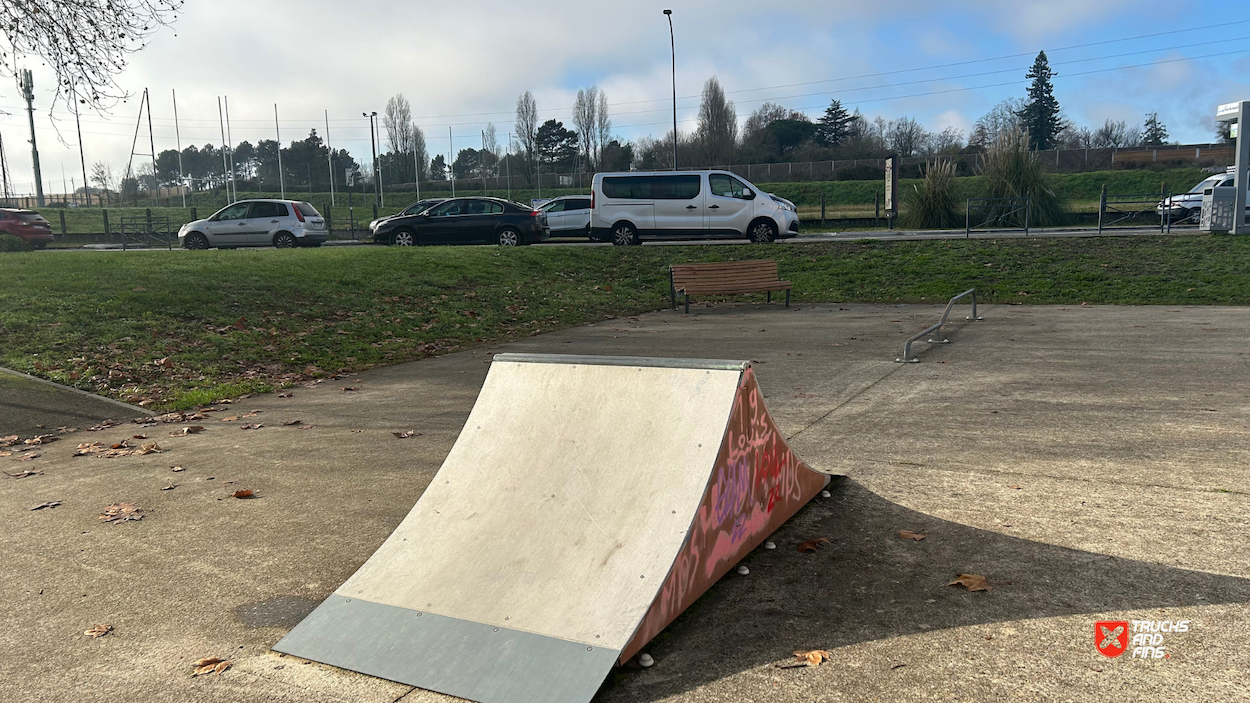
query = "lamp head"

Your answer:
(663, 8), (672, 14)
